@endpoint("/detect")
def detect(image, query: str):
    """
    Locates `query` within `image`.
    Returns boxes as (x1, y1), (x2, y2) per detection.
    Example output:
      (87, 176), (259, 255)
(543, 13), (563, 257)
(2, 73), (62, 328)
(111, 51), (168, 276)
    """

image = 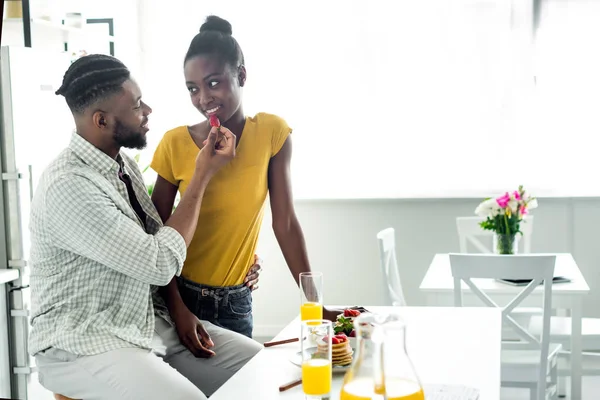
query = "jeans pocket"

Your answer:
(227, 291), (253, 318)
